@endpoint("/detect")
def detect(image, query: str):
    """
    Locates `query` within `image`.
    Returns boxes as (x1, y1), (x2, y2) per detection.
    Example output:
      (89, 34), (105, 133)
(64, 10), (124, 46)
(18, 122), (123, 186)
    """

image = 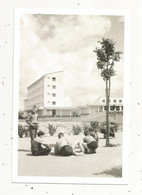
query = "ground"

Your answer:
(18, 131), (122, 178)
